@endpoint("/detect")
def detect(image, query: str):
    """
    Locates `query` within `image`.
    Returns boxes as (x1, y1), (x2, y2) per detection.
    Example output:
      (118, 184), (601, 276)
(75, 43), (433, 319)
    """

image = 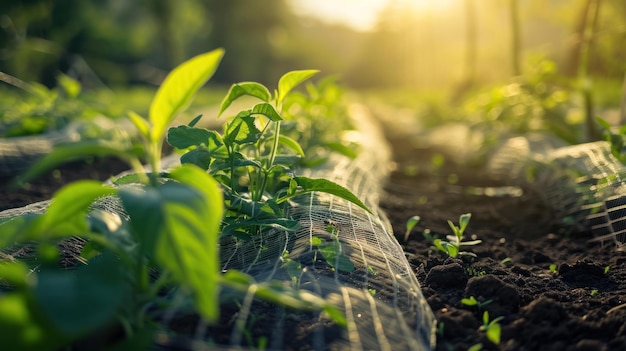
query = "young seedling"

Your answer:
(432, 213), (481, 257)
(311, 221), (355, 273)
(479, 311), (504, 345)
(549, 264), (558, 274)
(461, 296), (493, 310)
(404, 215), (421, 241)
